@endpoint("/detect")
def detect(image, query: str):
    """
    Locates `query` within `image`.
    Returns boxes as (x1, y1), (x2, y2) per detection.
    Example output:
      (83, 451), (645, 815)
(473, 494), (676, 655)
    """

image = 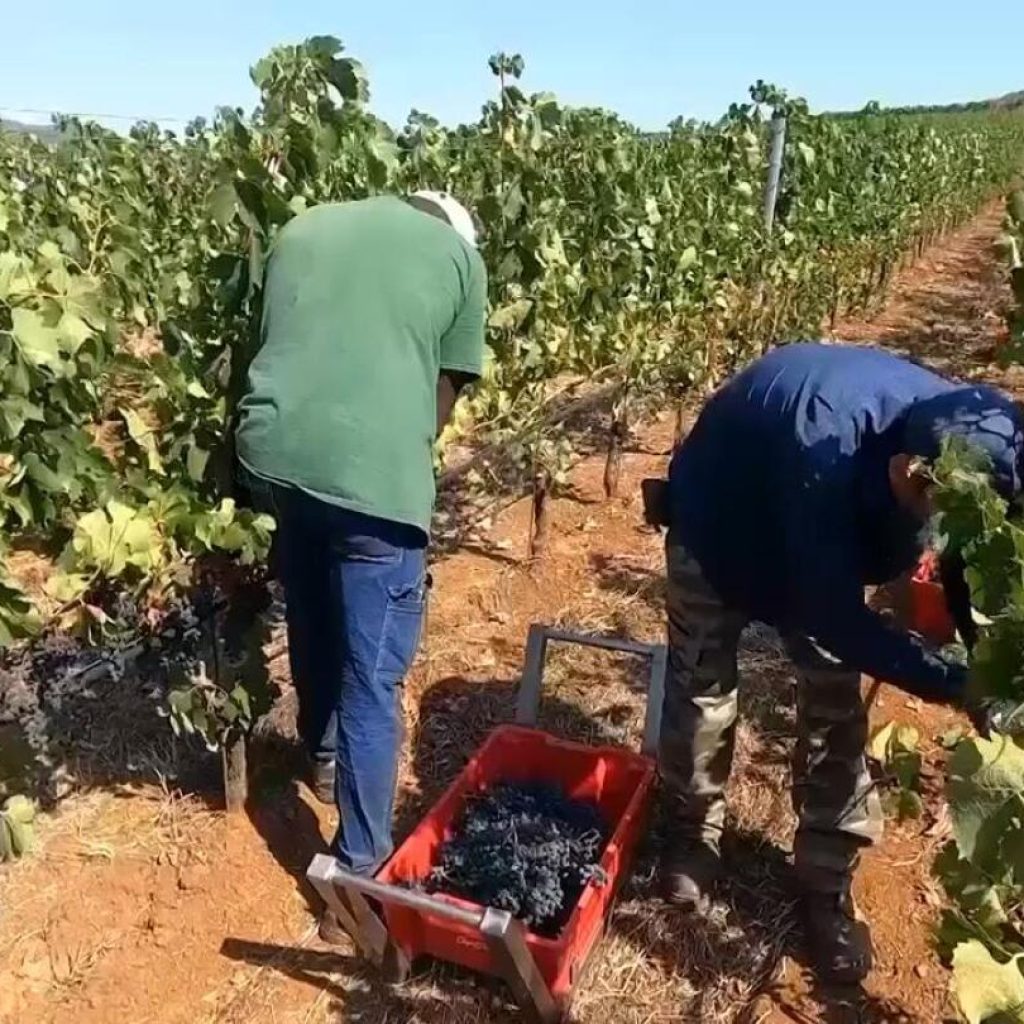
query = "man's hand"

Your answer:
(967, 698), (1024, 738)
